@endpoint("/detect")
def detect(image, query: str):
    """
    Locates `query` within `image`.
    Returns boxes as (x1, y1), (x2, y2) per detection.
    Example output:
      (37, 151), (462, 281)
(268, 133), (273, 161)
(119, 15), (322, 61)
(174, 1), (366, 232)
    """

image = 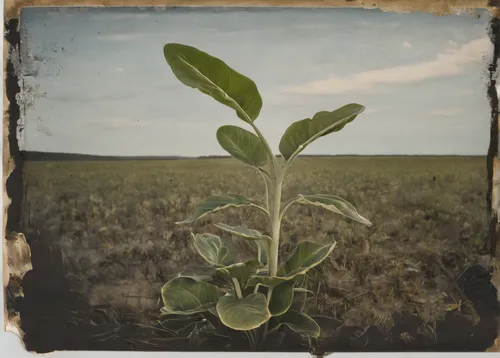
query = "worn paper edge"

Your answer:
(3, 0), (500, 353)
